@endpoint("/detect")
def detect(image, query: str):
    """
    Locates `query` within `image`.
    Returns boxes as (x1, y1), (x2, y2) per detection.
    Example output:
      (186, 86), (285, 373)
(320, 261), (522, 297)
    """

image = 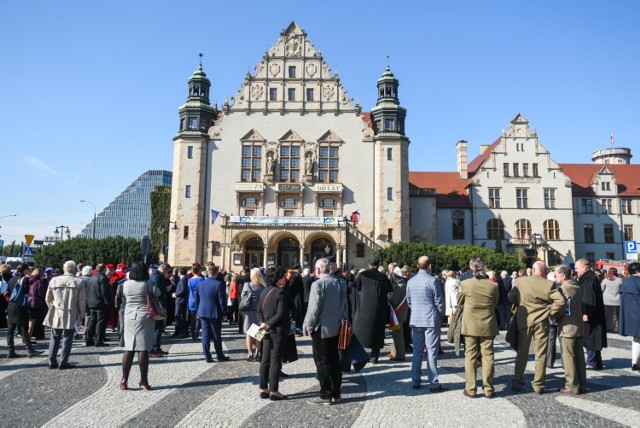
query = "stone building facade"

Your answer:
(168, 22), (409, 270)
